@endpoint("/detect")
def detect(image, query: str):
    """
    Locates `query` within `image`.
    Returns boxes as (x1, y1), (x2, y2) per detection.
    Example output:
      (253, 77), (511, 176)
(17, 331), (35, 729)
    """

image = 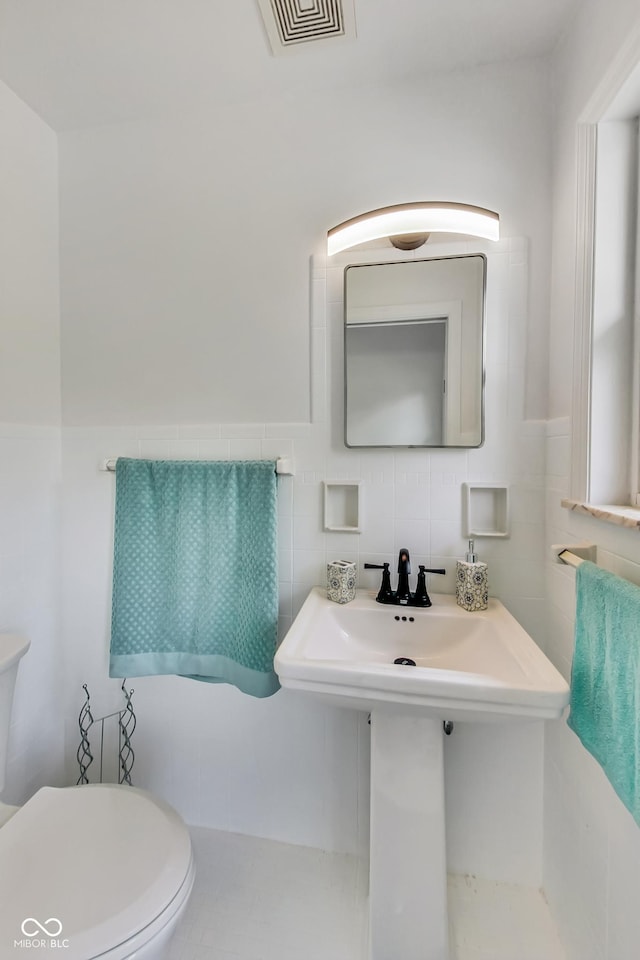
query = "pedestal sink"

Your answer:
(274, 588), (569, 960)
